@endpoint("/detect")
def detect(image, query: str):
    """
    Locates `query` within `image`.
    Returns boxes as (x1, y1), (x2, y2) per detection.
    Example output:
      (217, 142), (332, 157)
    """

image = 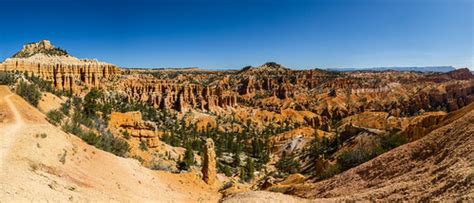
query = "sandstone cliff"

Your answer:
(0, 40), (121, 94)
(109, 111), (161, 147)
(119, 75), (237, 112)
